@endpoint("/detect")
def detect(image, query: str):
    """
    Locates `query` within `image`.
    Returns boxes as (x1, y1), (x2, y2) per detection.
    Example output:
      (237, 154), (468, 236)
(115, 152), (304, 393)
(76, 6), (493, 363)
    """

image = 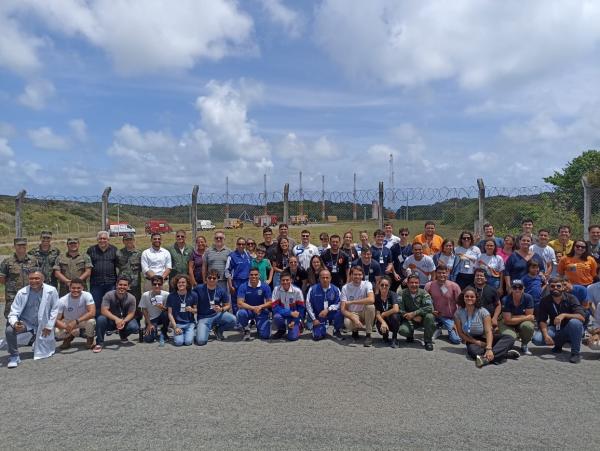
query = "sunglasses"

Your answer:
(247, 242), (255, 245)
(512, 286), (524, 290)
(574, 244), (586, 249)
(237, 242), (246, 246)
(176, 235), (185, 238)
(400, 233), (409, 236)
(215, 237), (224, 240)
(207, 276), (218, 280)
(152, 282), (162, 286)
